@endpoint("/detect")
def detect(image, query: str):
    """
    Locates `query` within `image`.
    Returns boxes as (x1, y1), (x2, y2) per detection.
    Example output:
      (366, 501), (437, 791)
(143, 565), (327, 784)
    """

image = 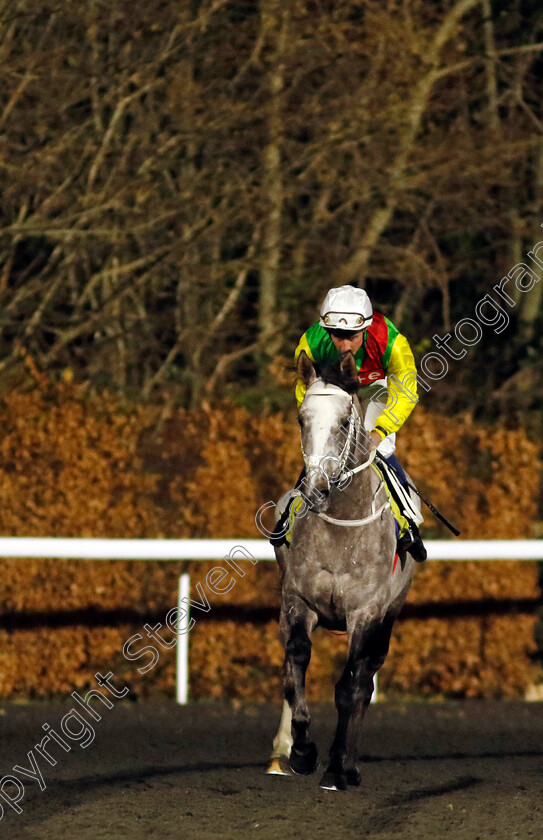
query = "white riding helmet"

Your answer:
(319, 285), (373, 331)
